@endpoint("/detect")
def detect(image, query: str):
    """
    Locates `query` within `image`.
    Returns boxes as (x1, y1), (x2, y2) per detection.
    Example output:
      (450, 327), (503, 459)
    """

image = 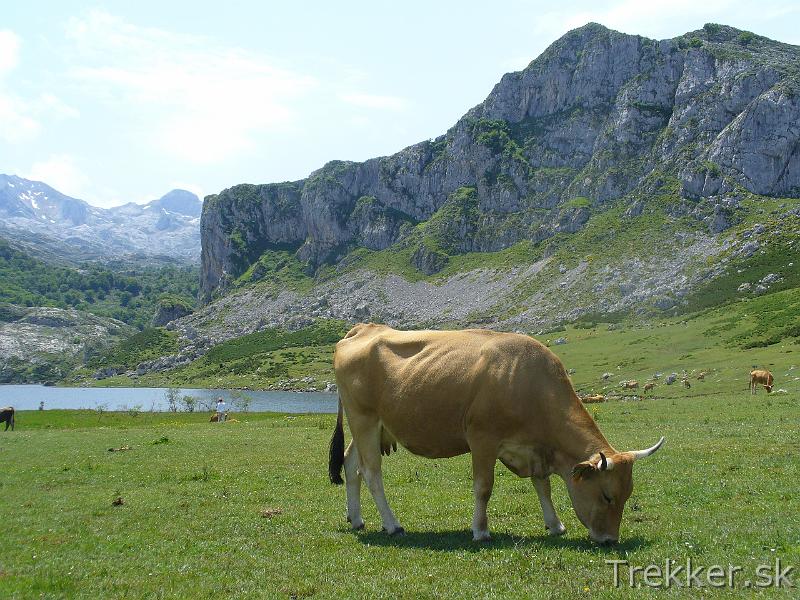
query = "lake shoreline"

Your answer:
(0, 384), (338, 413)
